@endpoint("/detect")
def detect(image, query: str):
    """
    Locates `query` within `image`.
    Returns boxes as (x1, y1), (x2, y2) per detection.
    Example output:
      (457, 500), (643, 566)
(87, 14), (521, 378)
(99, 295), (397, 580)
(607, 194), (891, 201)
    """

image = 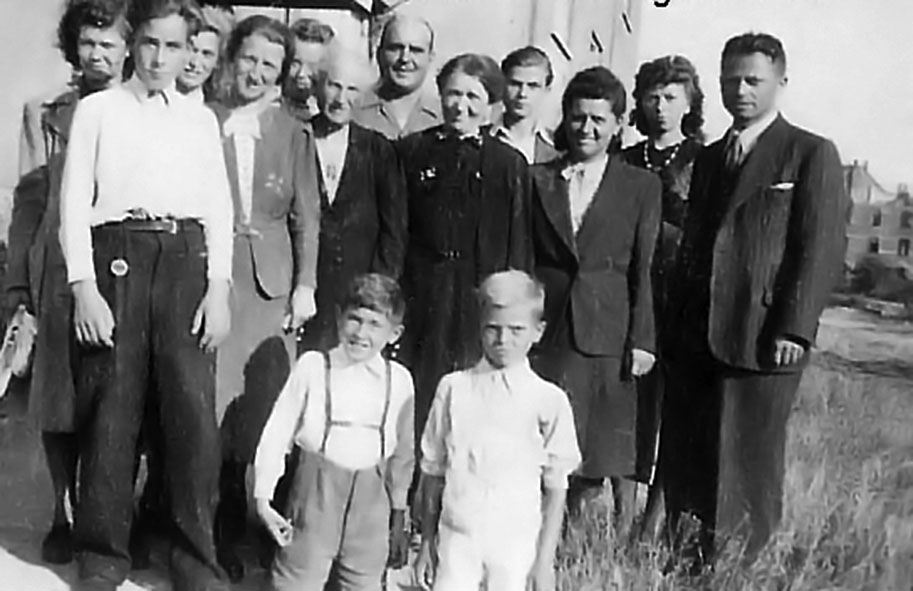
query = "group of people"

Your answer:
(6, 0), (850, 590)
